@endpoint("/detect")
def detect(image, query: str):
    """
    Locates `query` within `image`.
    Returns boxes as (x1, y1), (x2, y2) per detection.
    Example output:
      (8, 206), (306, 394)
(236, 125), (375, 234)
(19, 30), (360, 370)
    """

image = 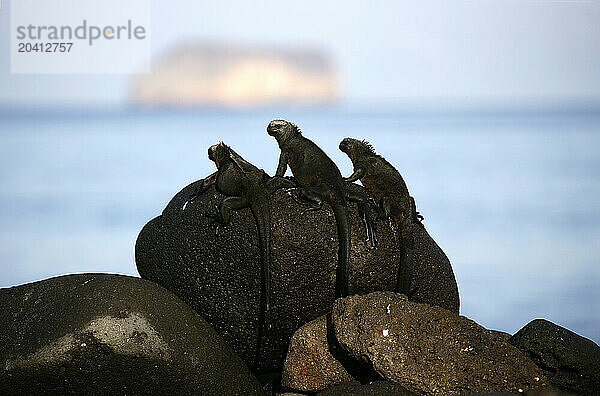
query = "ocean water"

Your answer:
(1, 107), (599, 343)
